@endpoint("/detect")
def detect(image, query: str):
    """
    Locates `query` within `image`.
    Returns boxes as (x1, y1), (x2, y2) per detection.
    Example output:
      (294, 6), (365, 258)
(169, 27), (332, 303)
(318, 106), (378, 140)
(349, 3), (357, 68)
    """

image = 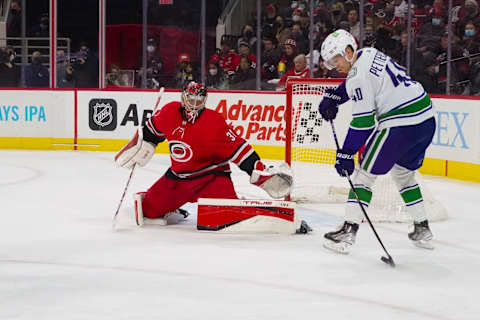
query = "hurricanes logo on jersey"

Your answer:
(169, 140), (193, 162)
